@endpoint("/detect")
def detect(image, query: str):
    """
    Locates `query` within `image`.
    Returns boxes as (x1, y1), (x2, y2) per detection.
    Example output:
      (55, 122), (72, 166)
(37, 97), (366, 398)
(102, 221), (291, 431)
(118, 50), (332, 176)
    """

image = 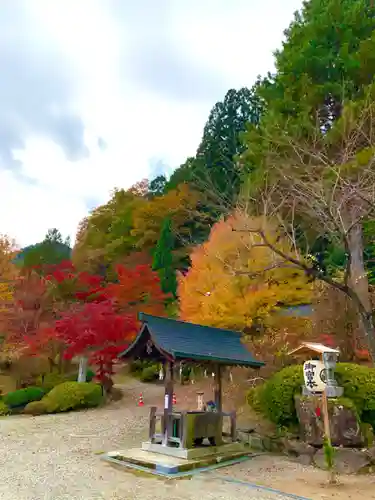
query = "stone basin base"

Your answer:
(101, 446), (253, 477)
(142, 440), (246, 460)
